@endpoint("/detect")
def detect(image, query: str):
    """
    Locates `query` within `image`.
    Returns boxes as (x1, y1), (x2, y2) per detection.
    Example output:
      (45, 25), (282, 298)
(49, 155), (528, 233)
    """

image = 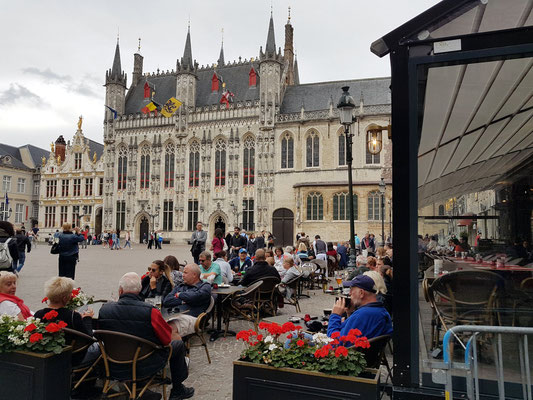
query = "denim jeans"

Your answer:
(16, 252), (26, 273)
